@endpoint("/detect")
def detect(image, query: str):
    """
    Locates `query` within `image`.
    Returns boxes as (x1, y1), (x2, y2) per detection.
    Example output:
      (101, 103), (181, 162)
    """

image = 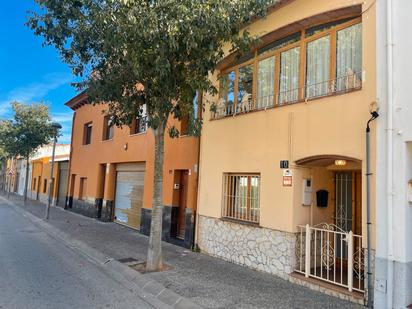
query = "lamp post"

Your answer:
(45, 122), (62, 220)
